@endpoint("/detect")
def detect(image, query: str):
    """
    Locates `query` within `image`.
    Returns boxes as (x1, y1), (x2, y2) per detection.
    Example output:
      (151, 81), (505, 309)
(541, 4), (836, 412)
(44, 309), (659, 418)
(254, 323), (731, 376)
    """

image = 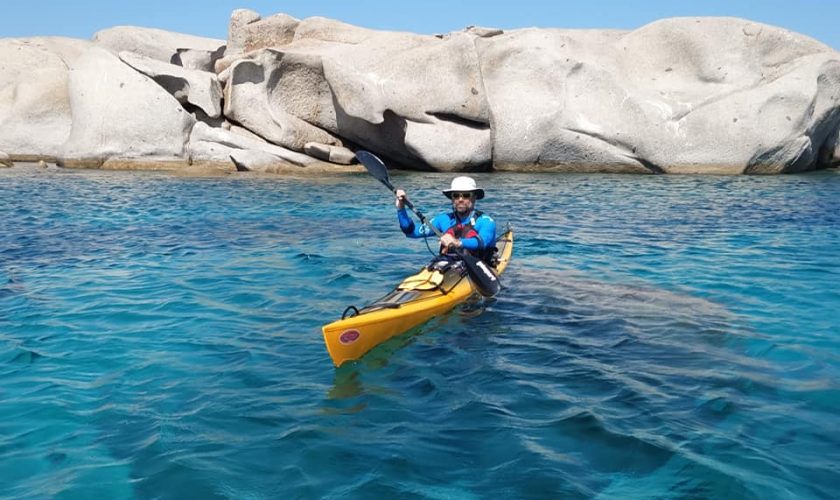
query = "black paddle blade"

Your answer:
(356, 150), (394, 191)
(459, 251), (501, 297)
